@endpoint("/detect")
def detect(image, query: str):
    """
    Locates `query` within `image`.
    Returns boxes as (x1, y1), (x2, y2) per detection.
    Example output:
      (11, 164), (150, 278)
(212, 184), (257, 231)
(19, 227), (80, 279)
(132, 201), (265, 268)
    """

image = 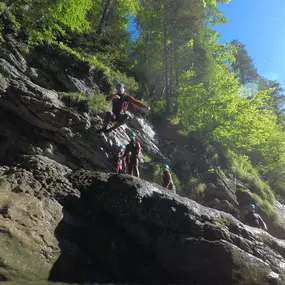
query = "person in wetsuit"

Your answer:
(123, 132), (141, 178)
(96, 83), (150, 134)
(245, 204), (268, 230)
(114, 144), (126, 173)
(162, 164), (176, 194)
